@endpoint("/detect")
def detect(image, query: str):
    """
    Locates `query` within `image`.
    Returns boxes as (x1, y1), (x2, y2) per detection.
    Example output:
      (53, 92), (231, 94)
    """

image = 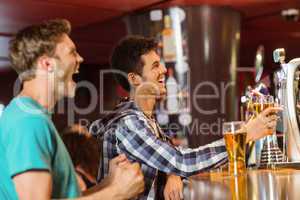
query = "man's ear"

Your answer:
(36, 55), (54, 72)
(128, 72), (141, 87)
